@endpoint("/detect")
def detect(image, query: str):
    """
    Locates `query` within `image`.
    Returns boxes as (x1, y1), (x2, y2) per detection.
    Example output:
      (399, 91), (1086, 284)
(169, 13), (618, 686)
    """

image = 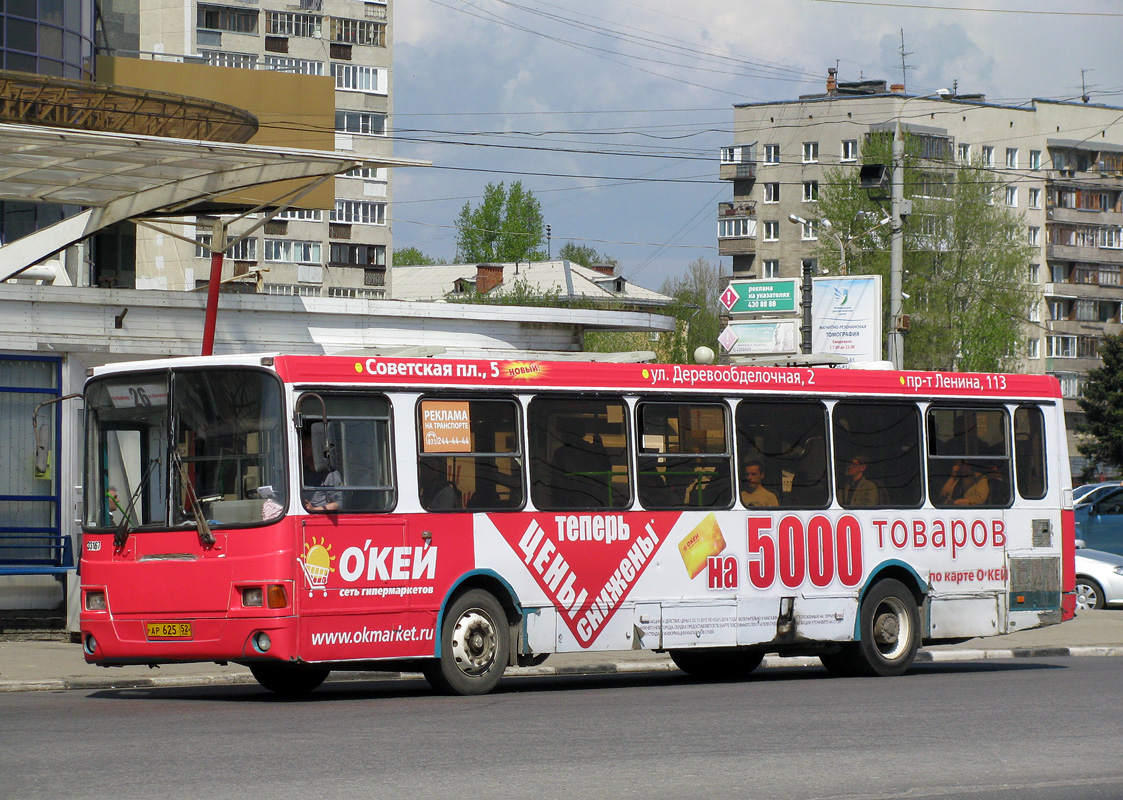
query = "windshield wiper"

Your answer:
(171, 449), (216, 548)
